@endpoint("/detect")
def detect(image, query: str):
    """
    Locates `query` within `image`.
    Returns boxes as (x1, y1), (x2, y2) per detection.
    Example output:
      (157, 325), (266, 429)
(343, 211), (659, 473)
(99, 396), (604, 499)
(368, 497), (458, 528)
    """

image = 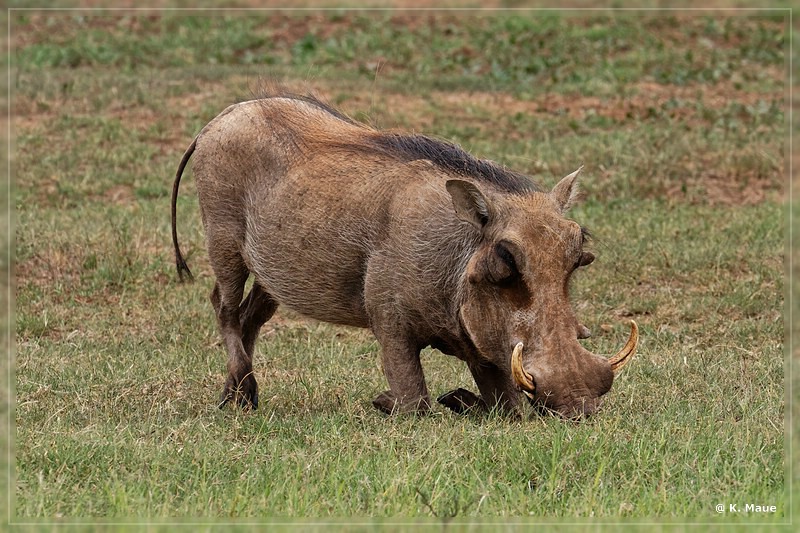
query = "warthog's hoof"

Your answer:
(372, 391), (431, 415)
(436, 388), (485, 414)
(218, 373), (258, 410)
